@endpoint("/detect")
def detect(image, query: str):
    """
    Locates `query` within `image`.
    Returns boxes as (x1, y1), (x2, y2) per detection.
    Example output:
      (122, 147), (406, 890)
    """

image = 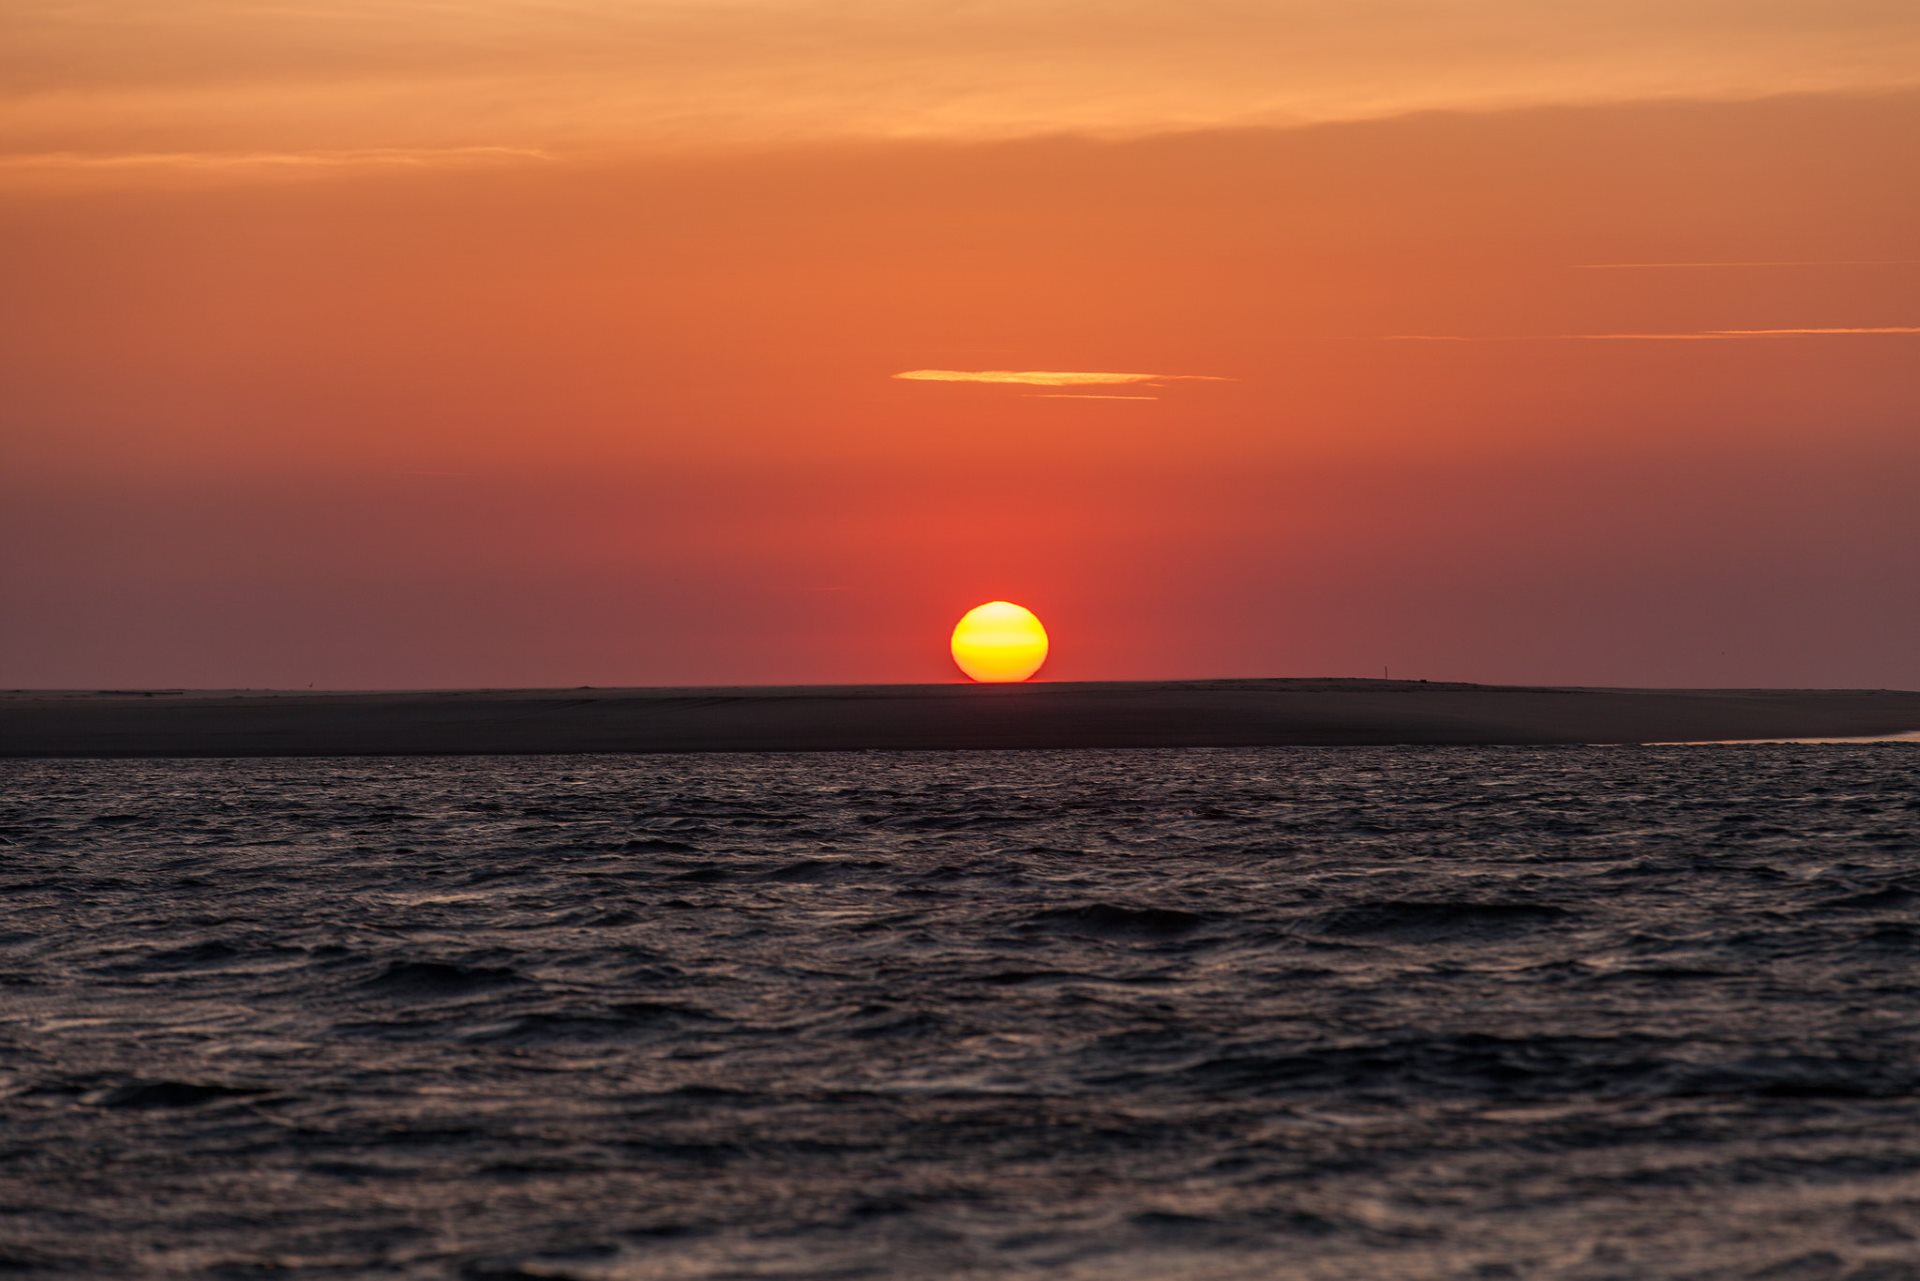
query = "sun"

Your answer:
(951, 601), (1049, 683)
